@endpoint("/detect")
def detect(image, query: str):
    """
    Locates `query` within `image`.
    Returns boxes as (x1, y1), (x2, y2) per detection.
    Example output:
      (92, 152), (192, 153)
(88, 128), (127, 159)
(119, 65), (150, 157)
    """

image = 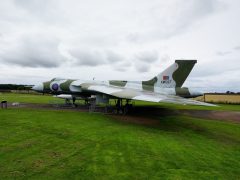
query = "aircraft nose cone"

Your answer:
(32, 83), (43, 92)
